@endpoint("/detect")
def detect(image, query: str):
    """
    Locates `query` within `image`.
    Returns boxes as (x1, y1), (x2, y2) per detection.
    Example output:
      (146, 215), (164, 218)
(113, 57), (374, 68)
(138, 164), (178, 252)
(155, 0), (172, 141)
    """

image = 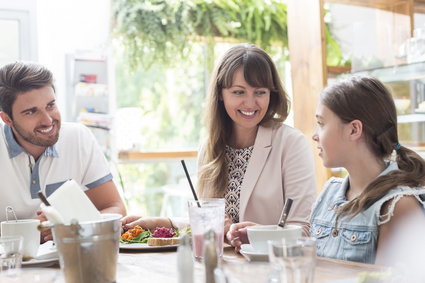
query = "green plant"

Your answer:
(113, 0), (346, 70)
(113, 0), (290, 69)
(113, 0), (193, 69)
